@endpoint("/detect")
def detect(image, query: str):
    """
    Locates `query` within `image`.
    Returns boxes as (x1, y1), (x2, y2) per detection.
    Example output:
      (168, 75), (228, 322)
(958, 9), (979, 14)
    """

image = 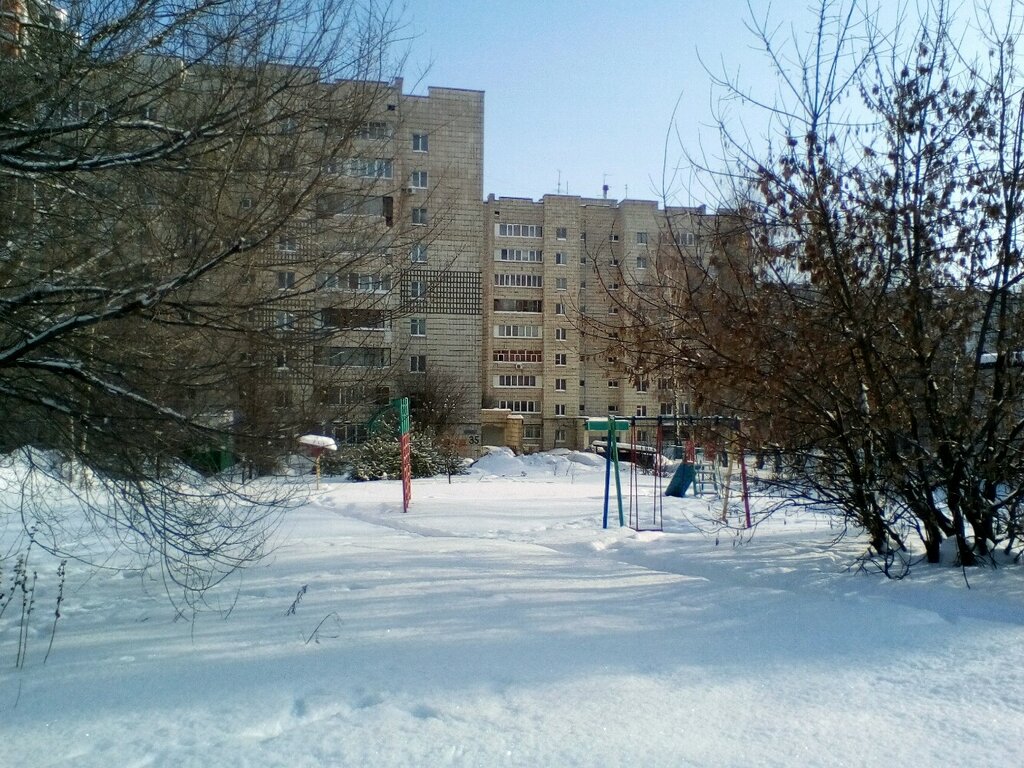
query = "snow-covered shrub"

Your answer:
(326, 432), (466, 481)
